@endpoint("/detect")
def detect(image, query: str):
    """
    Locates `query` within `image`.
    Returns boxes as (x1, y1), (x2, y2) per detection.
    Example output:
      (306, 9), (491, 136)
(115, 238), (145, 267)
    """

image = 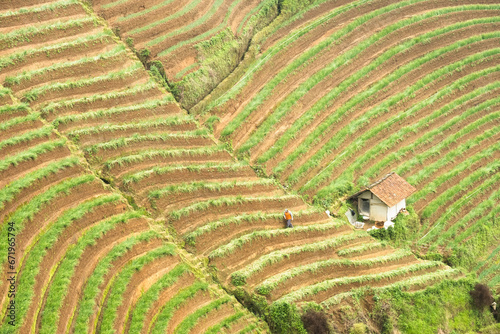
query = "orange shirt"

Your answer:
(284, 211), (292, 220)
